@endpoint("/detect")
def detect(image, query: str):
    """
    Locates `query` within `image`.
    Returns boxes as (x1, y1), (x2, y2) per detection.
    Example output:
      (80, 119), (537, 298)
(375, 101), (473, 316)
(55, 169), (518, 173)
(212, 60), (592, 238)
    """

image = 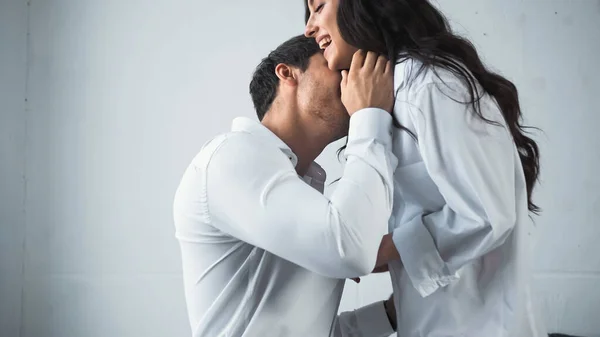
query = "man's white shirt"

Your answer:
(173, 109), (397, 337)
